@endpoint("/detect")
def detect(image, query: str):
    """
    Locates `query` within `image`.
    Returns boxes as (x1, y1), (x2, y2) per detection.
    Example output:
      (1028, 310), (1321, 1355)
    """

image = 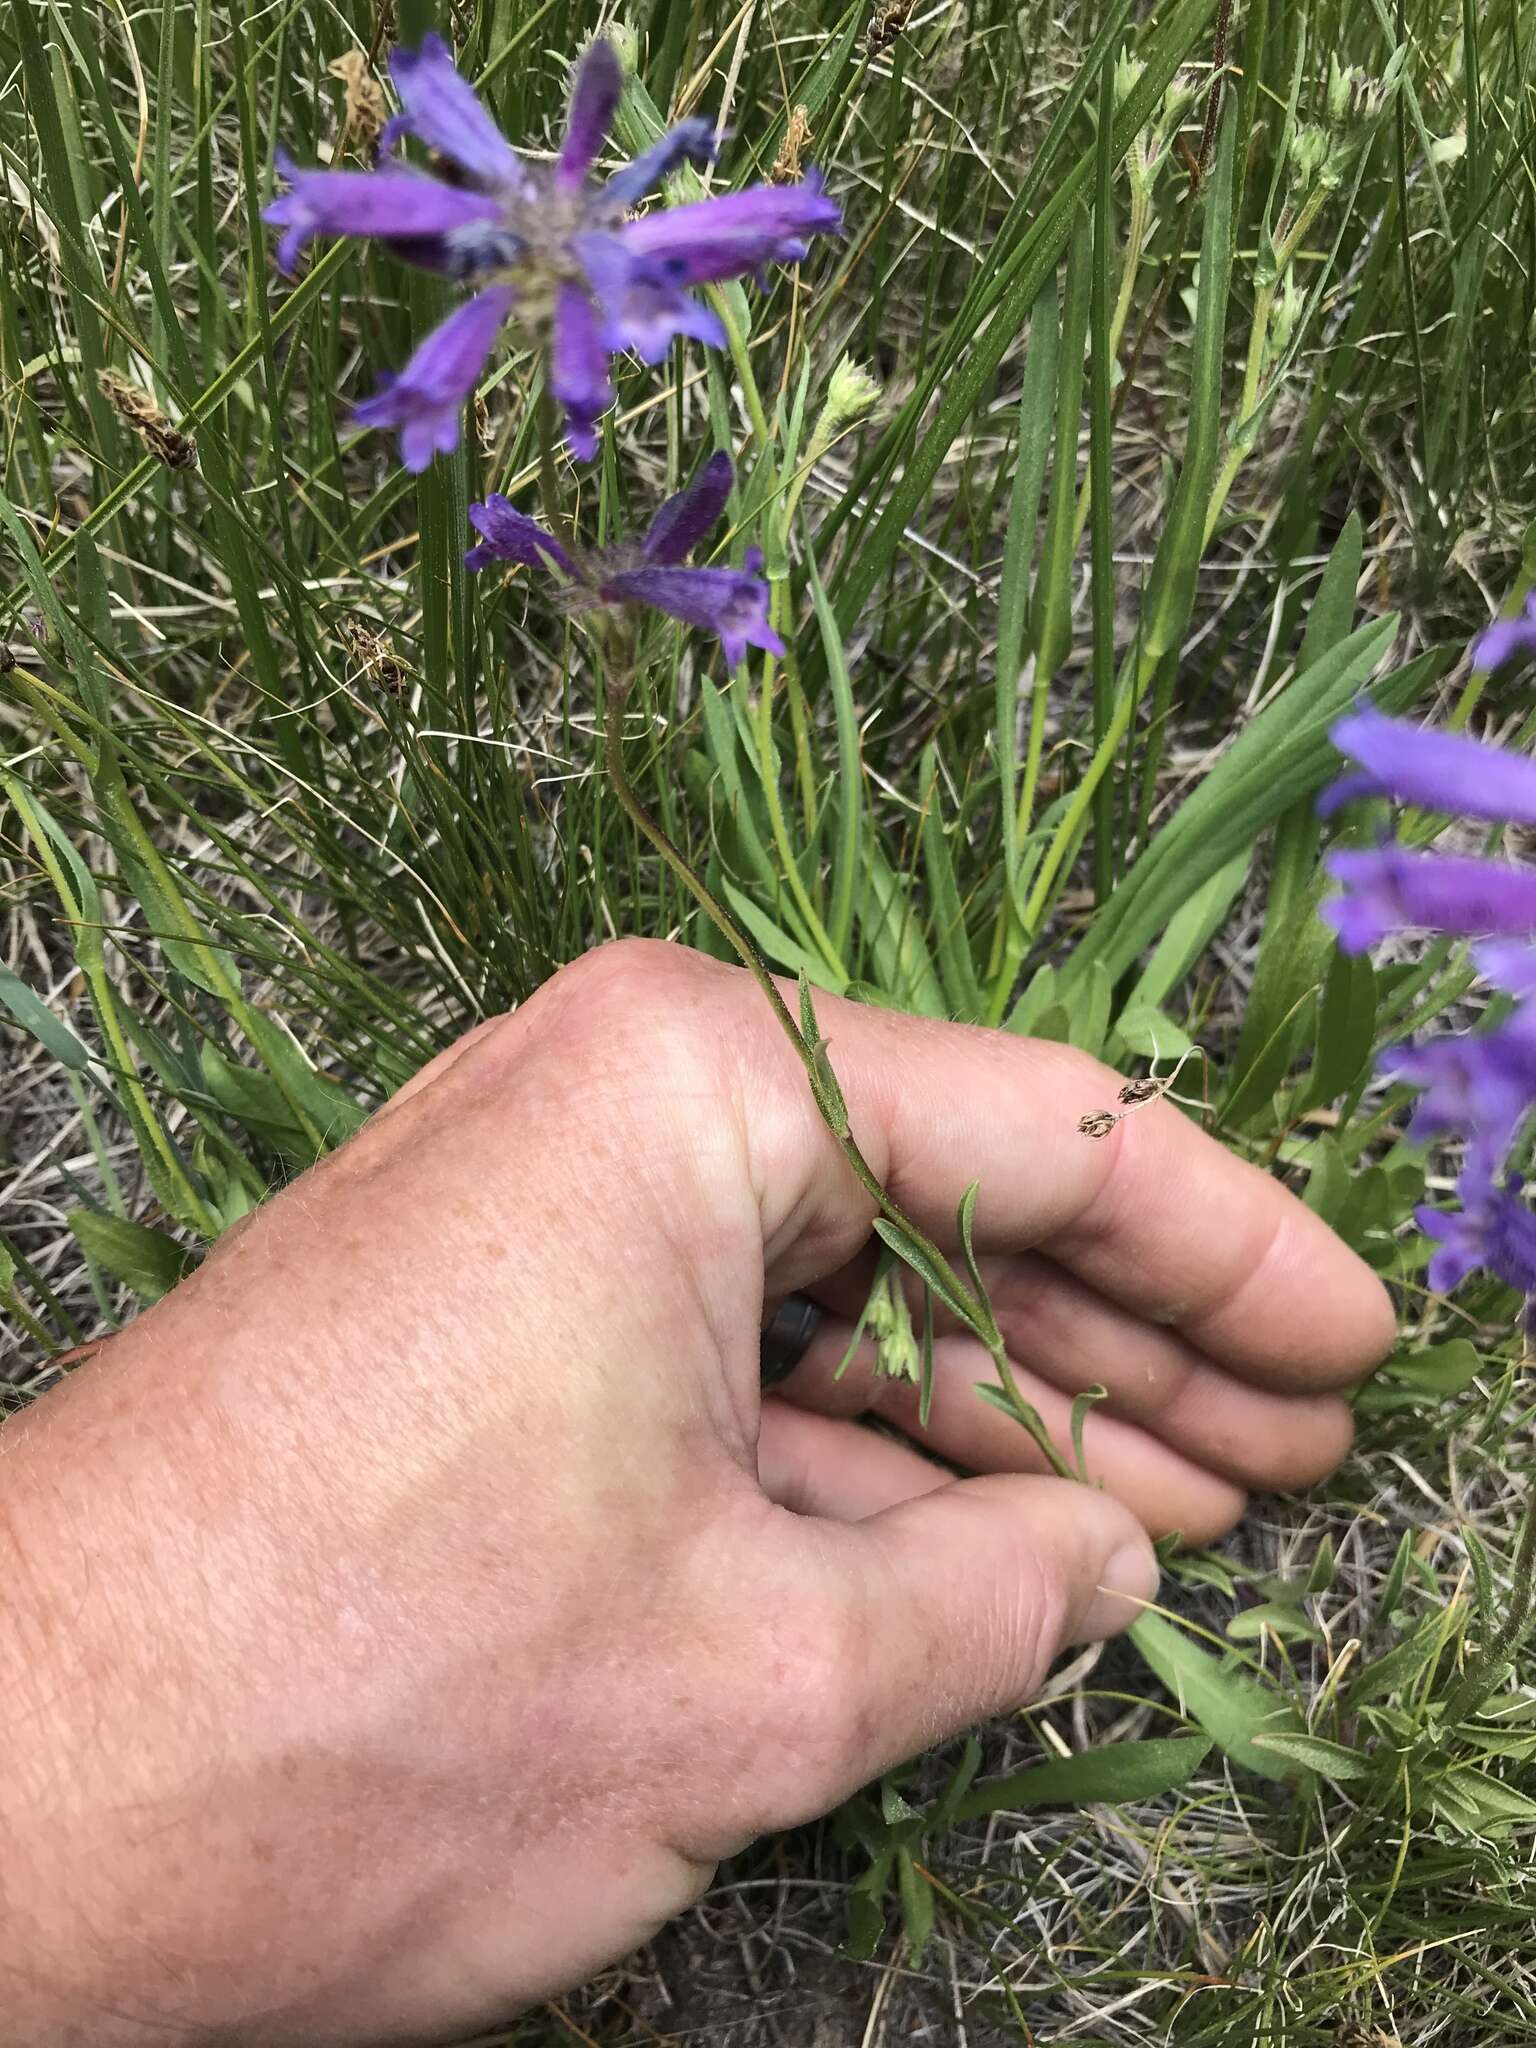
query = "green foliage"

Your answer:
(5, 0), (1536, 2037)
